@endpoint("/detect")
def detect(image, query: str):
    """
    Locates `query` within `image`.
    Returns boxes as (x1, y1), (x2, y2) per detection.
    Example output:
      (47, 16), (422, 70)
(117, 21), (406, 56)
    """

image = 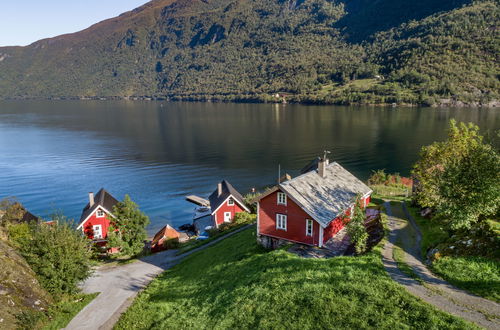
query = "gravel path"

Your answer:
(382, 202), (500, 329)
(65, 224), (253, 330)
